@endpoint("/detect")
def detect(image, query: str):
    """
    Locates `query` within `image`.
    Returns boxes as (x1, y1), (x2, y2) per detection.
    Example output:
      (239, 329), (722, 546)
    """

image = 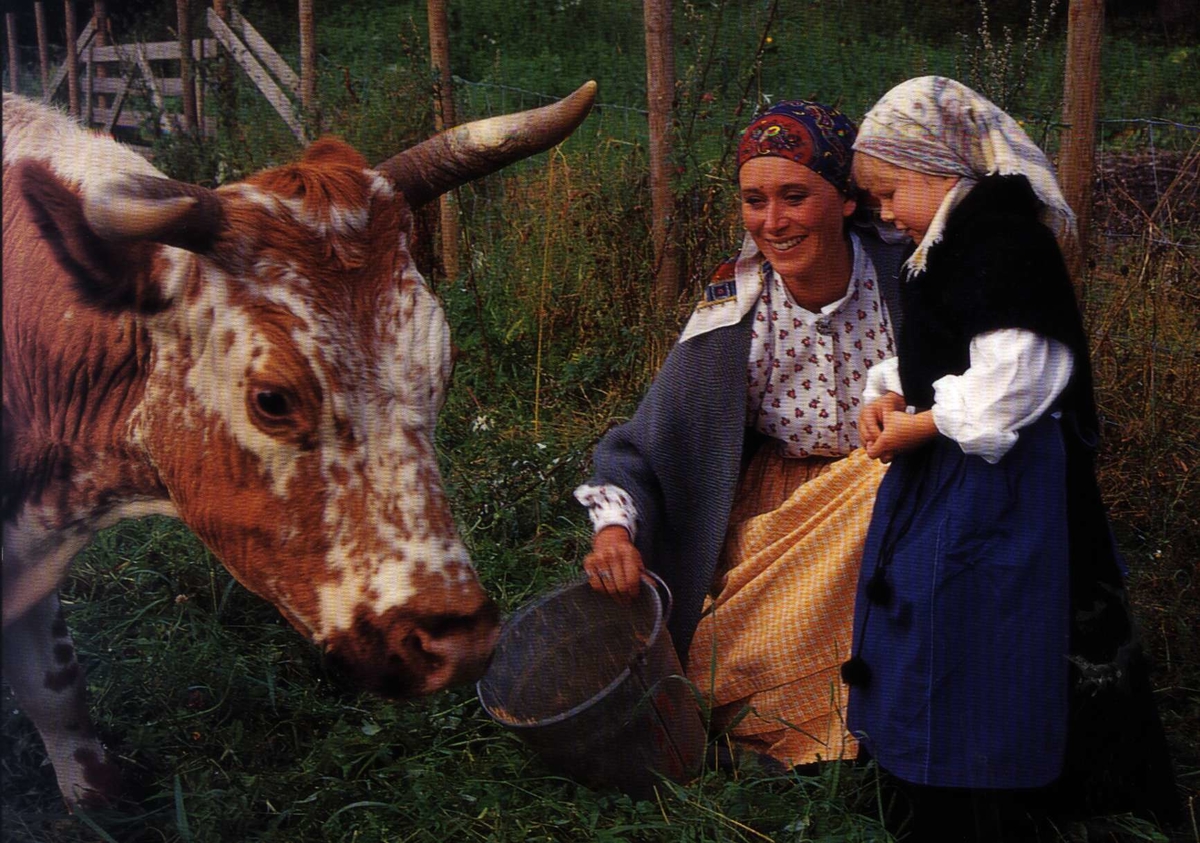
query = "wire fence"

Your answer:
(5, 49), (1195, 250)
(448, 75), (1200, 241)
(445, 77), (1200, 368)
(4, 52), (1196, 291)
